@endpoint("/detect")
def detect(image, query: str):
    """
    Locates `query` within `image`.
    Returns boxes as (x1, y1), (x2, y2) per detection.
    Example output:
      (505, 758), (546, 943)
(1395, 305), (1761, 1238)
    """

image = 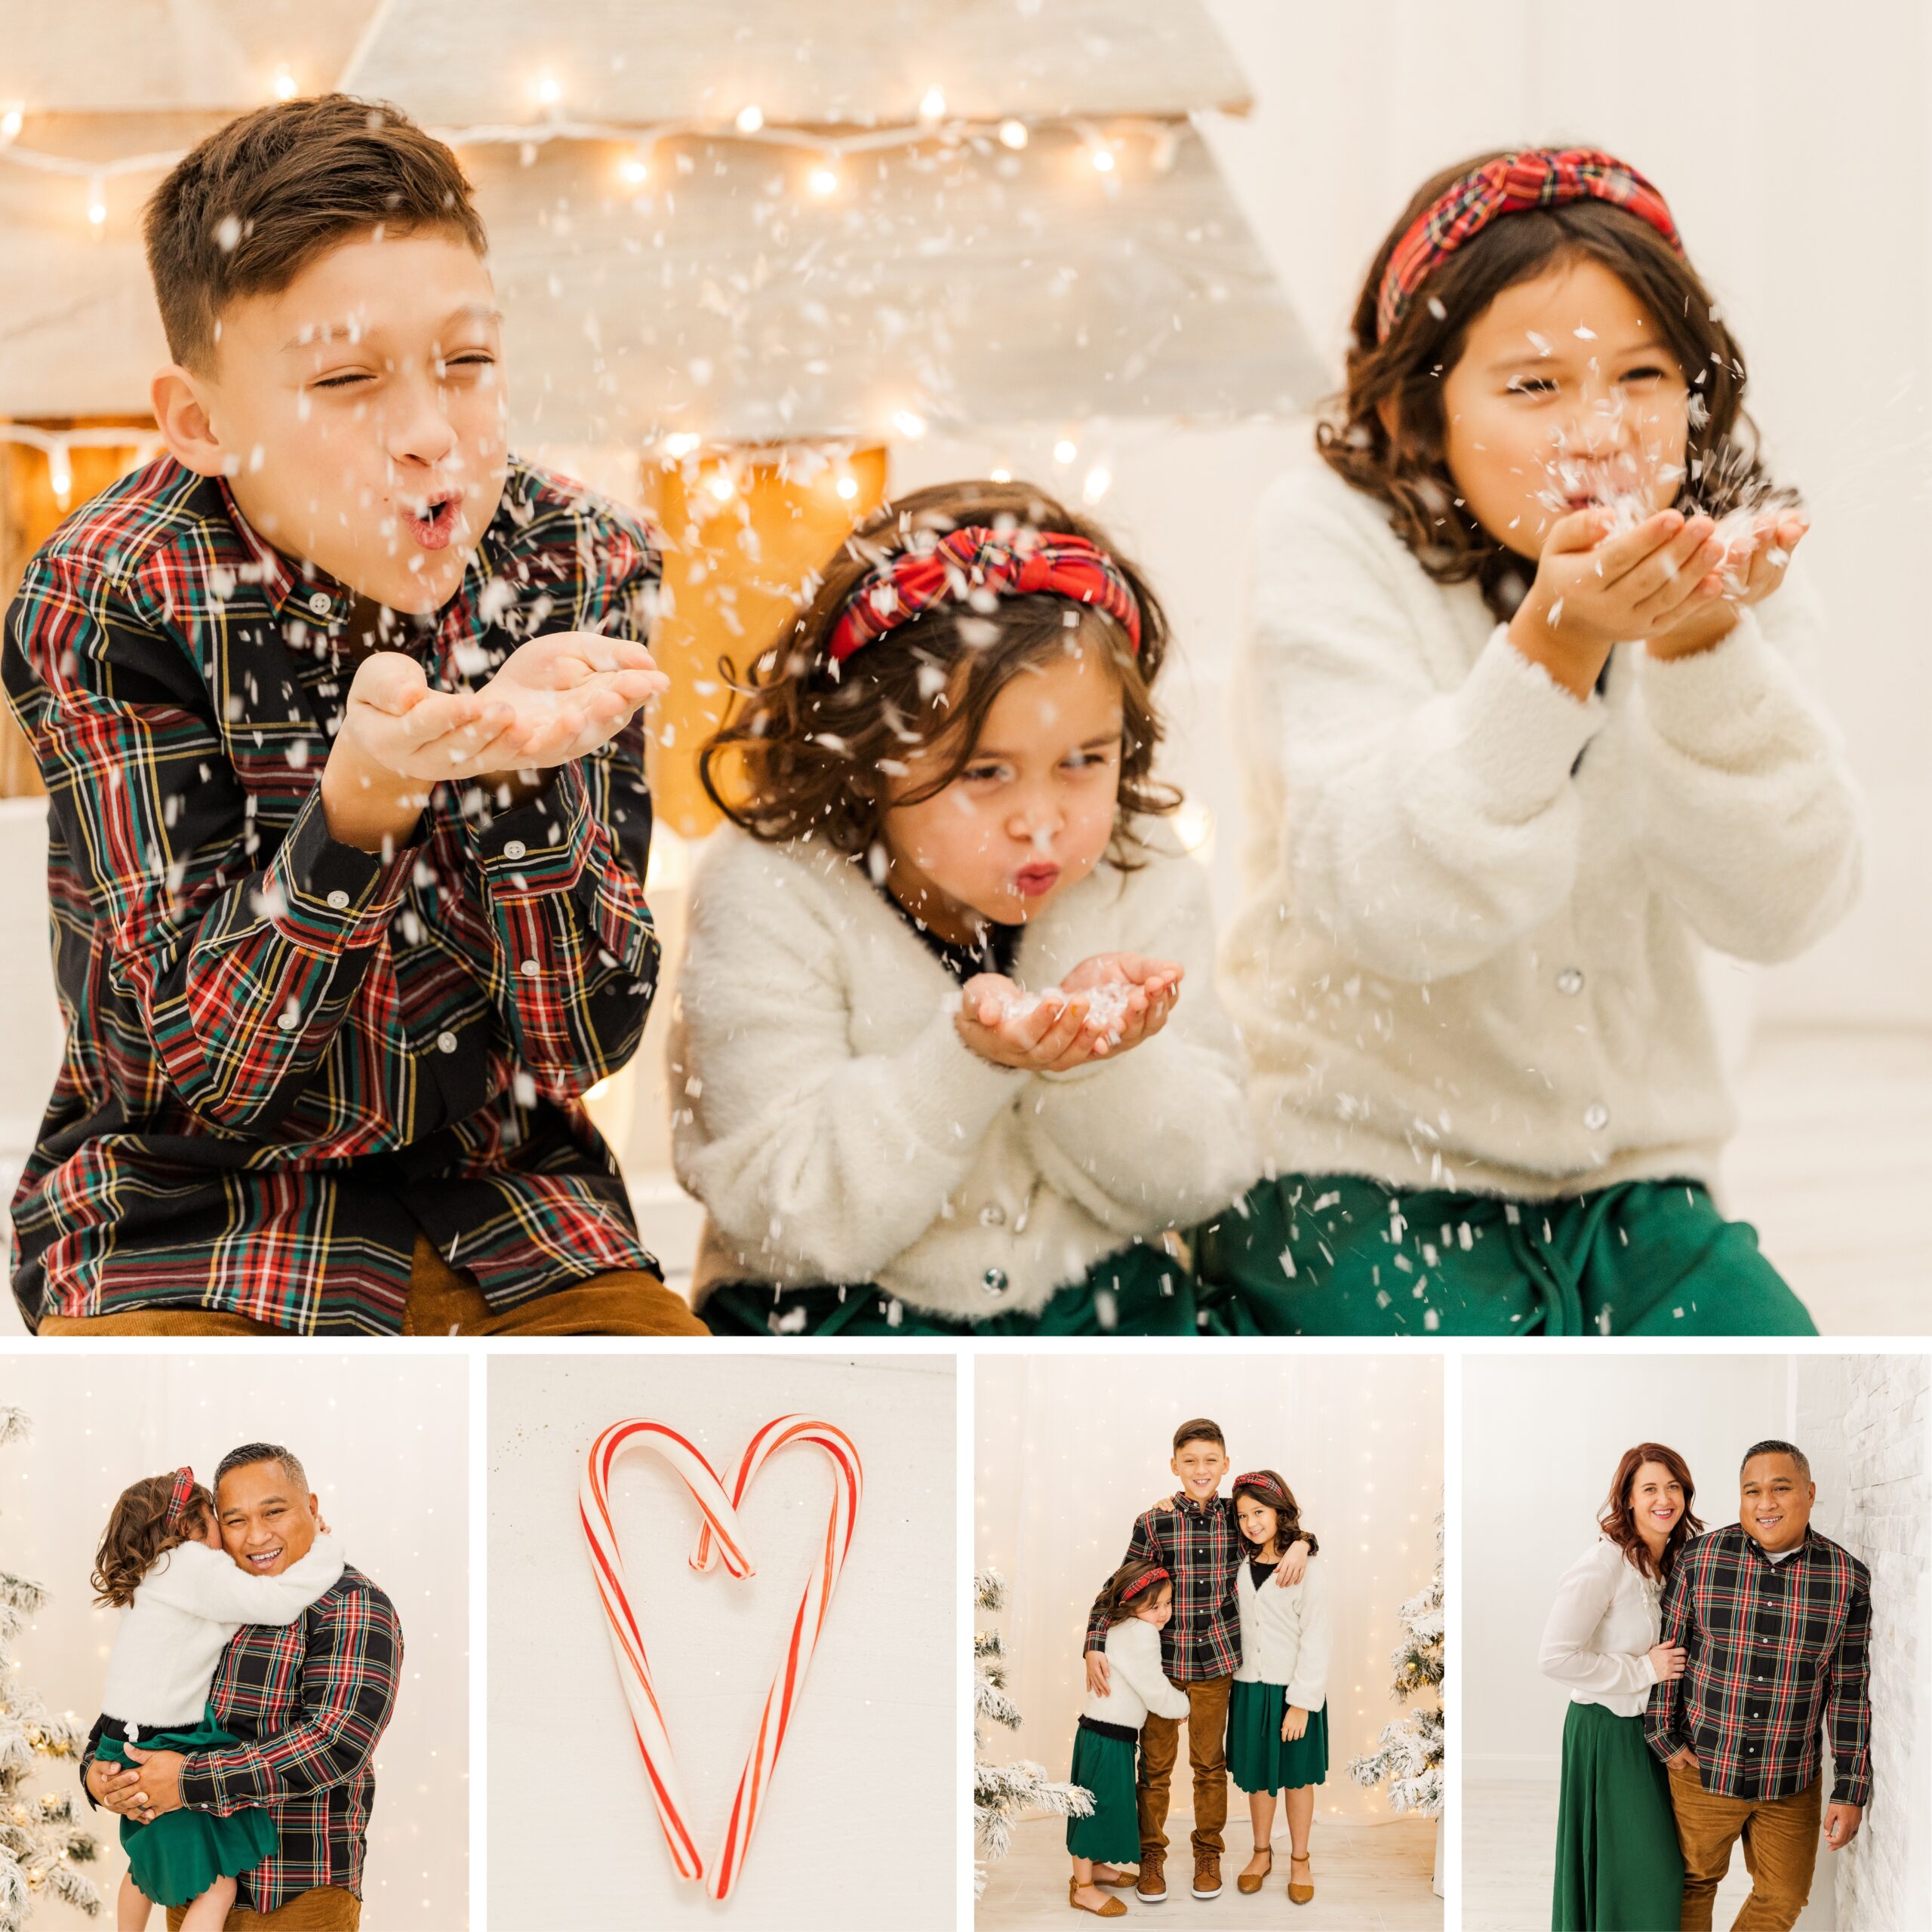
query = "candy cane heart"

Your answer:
(580, 1418), (749, 1885)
